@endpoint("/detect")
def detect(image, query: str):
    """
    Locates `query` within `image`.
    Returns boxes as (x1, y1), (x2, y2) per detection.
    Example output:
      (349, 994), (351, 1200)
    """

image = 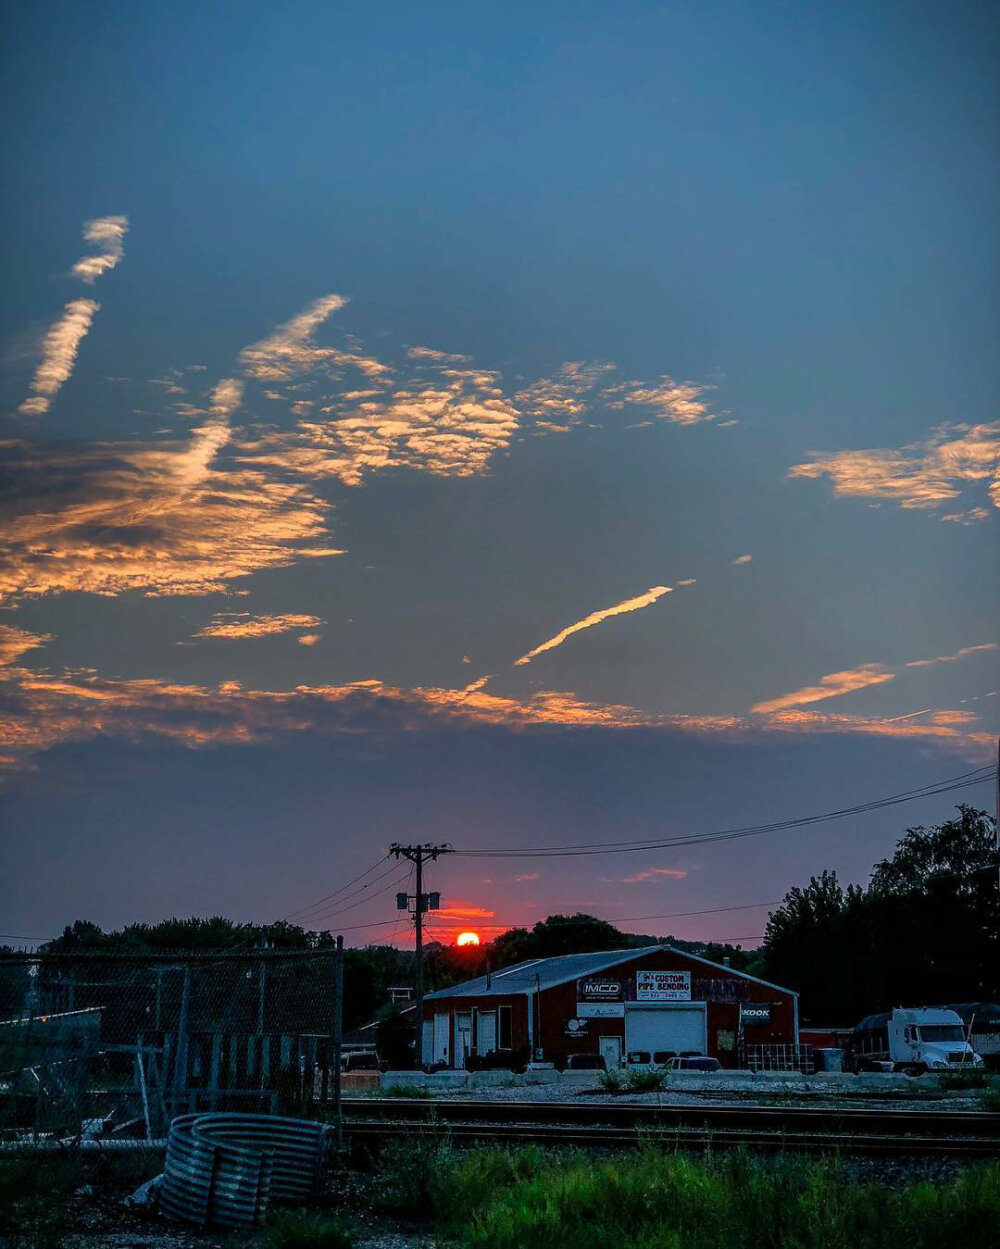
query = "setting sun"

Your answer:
(456, 931), (481, 946)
